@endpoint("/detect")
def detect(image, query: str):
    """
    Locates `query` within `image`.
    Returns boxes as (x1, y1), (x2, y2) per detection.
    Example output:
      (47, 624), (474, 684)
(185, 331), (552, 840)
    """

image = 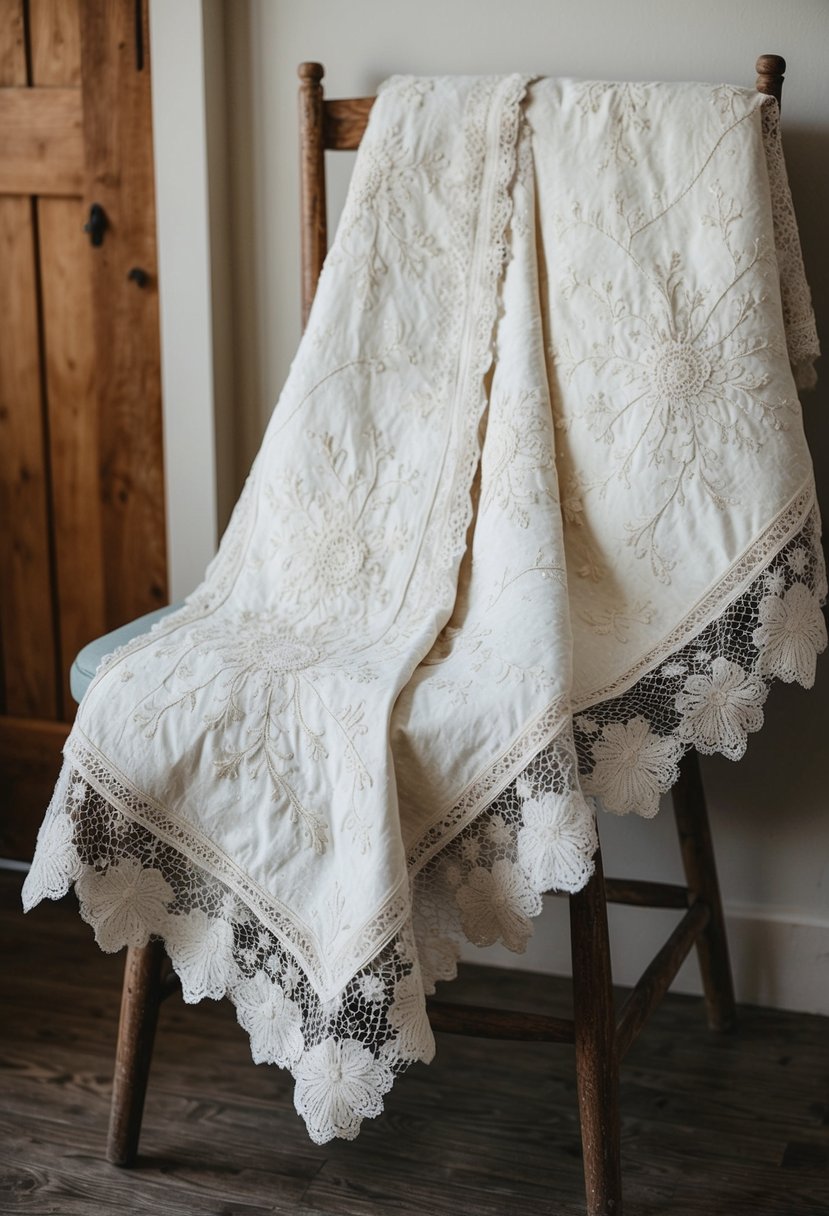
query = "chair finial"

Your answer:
(298, 62), (324, 83)
(755, 54), (786, 105)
